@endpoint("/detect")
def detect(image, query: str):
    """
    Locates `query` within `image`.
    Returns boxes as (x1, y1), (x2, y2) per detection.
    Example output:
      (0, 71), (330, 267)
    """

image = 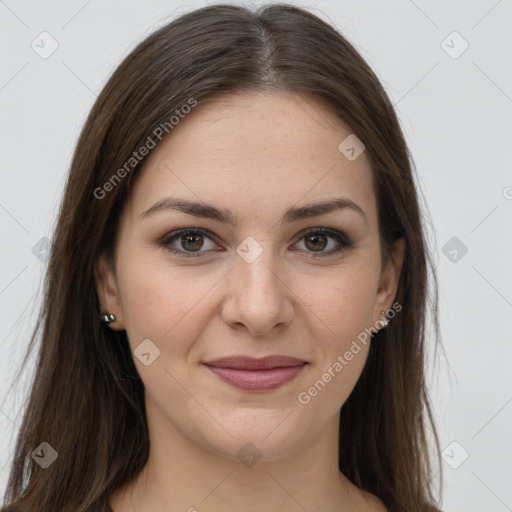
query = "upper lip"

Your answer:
(203, 355), (307, 370)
